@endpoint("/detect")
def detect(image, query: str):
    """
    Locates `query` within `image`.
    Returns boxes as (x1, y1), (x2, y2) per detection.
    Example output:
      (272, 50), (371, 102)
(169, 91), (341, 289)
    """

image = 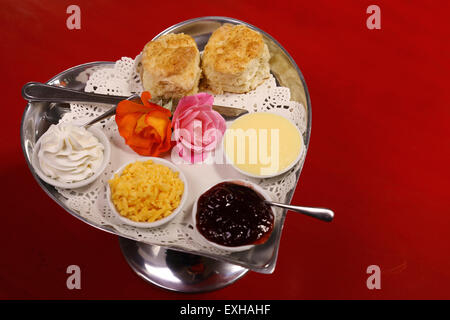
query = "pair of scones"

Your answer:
(141, 24), (271, 99)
